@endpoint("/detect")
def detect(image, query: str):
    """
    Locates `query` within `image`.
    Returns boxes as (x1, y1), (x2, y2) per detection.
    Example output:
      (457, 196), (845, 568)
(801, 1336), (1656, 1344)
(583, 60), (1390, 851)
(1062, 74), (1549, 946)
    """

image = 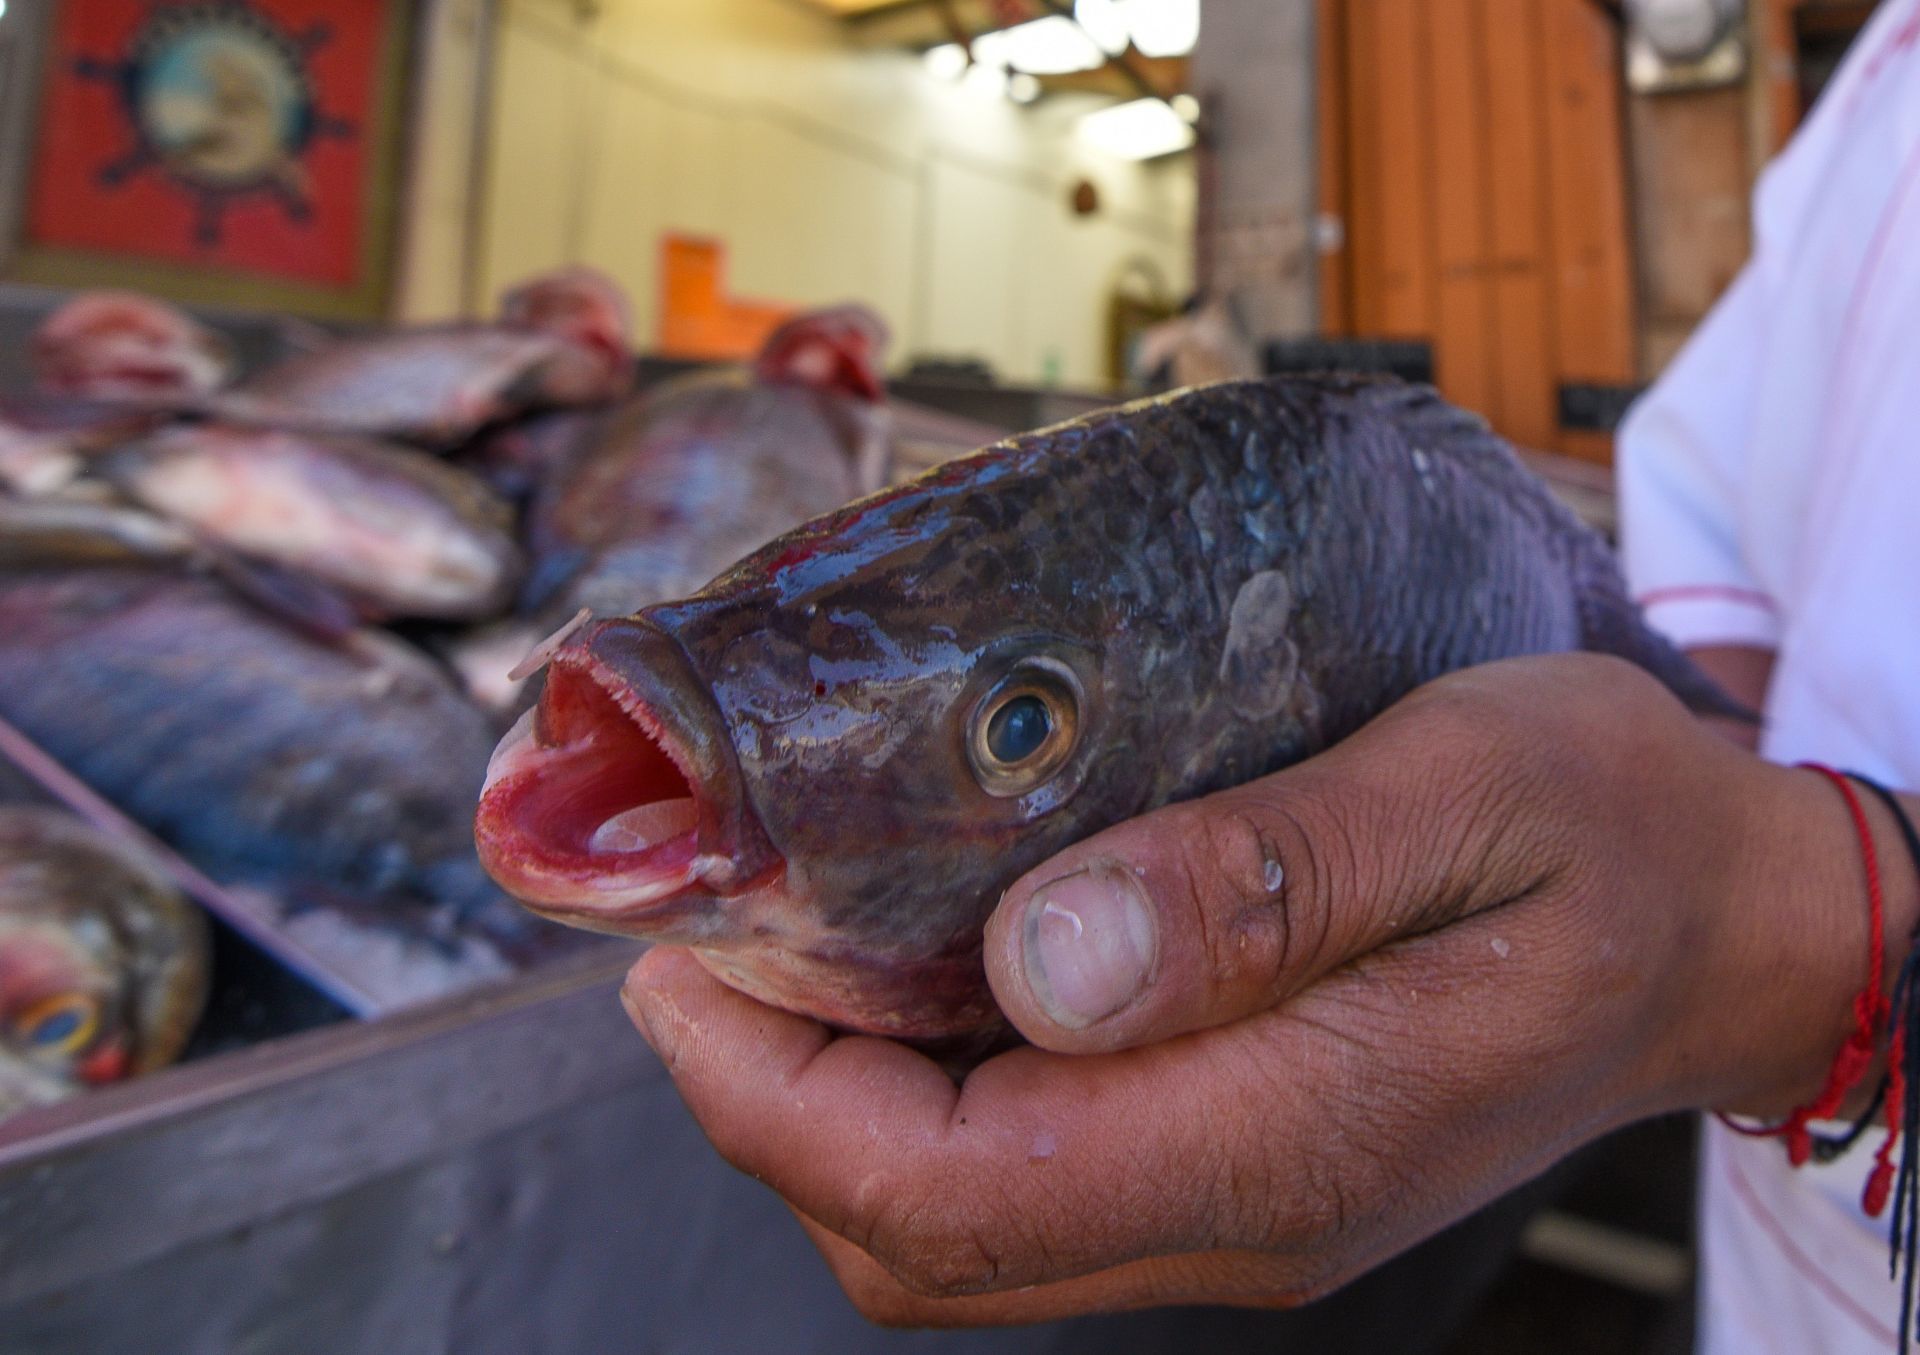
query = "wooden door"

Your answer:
(1321, 0), (1636, 463)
